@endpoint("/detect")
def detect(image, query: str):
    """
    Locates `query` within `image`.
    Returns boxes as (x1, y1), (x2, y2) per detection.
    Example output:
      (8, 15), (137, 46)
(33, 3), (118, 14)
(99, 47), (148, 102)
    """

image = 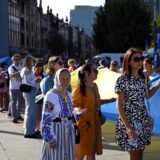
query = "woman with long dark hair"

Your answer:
(115, 48), (160, 160)
(72, 63), (115, 160)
